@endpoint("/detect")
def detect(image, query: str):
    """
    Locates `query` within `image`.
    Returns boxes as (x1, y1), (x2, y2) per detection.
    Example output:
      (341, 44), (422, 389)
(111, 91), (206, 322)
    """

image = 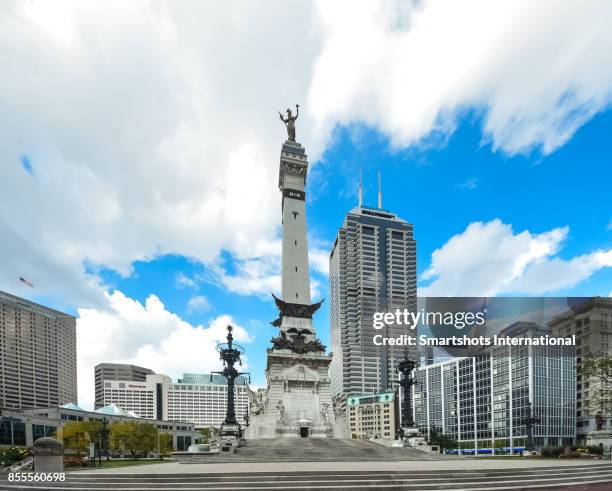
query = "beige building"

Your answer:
(0, 291), (77, 409)
(548, 297), (612, 441)
(100, 372), (250, 429)
(0, 403), (197, 450)
(95, 363), (155, 409)
(347, 391), (396, 439)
